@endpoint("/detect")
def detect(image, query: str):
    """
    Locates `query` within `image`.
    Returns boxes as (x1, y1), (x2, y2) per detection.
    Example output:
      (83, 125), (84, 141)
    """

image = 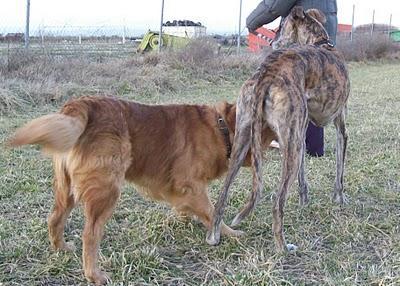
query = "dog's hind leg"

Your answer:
(207, 118), (251, 245)
(231, 96), (264, 227)
(273, 133), (303, 252)
(298, 128), (310, 206)
(272, 101), (307, 252)
(332, 109), (348, 204)
(207, 80), (254, 245)
(48, 156), (76, 252)
(77, 174), (122, 285)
